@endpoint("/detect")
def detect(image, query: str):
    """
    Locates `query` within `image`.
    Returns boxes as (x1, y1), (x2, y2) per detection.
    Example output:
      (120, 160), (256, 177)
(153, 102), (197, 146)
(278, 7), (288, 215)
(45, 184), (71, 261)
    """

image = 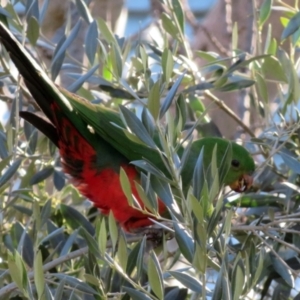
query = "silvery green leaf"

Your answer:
(174, 223), (194, 263)
(141, 107), (155, 137)
(40, 199), (52, 228)
(0, 130), (8, 159)
(169, 271), (202, 293)
(162, 48), (173, 84)
(34, 250), (45, 300)
(165, 287), (188, 300)
(44, 284), (54, 300)
(271, 254), (294, 287)
(27, 16), (39, 45)
(123, 287), (152, 300)
(51, 20), (82, 80)
(75, 0), (93, 24)
(148, 80), (161, 120)
(217, 79), (255, 92)
(259, 0), (272, 26)
(119, 105), (157, 149)
(68, 64), (99, 92)
(282, 11), (300, 40)
(51, 34), (66, 80)
(136, 236), (147, 279)
(98, 17), (117, 44)
(151, 176), (173, 207)
(0, 158), (22, 188)
(148, 251), (164, 300)
(159, 73), (185, 119)
(59, 230), (78, 257)
(79, 227), (101, 259)
(126, 238), (144, 276)
(29, 166), (54, 185)
(40, 226), (64, 248)
(192, 147), (204, 199)
(60, 204), (95, 236)
(280, 151), (300, 174)
(0, 7), (12, 18)
(85, 20), (99, 65)
(161, 13), (179, 38)
(132, 159), (168, 181)
(172, 0), (184, 32)
(52, 273), (99, 295)
(47, 220), (65, 252)
(53, 170), (65, 191)
(28, 130), (38, 154)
